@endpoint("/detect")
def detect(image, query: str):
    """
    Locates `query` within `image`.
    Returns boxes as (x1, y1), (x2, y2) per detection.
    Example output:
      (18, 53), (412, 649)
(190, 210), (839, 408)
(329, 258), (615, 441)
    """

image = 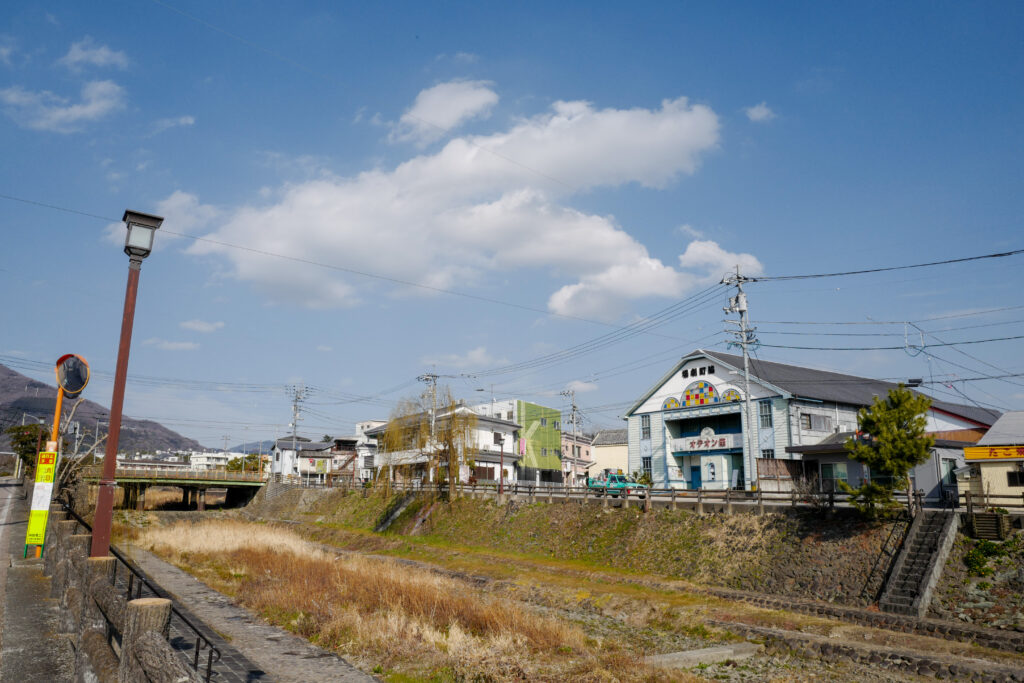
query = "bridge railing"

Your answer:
(81, 466), (266, 482)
